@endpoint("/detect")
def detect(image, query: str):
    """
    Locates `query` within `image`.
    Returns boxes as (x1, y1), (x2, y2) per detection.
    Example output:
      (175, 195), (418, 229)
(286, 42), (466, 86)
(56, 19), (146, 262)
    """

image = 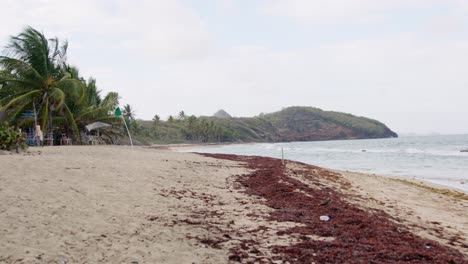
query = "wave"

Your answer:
(194, 135), (468, 193)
